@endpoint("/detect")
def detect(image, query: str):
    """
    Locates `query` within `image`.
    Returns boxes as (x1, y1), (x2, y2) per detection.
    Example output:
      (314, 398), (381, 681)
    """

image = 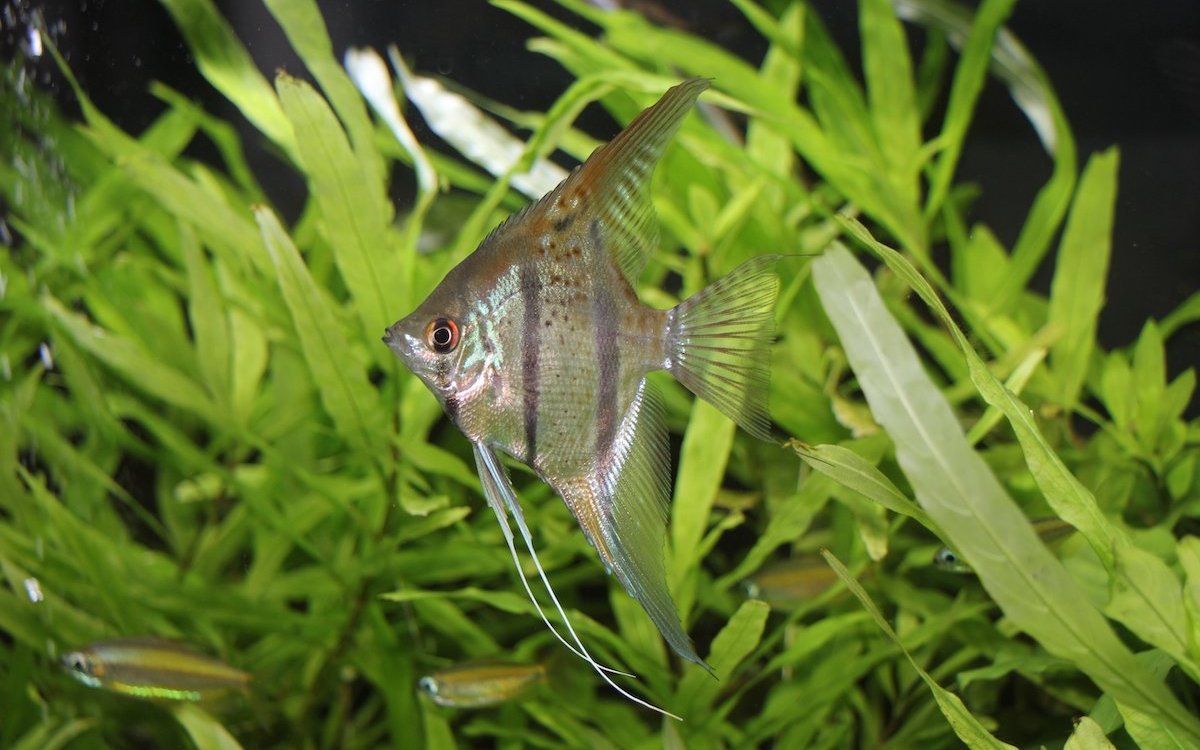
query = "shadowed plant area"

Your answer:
(2, 0), (1198, 747)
